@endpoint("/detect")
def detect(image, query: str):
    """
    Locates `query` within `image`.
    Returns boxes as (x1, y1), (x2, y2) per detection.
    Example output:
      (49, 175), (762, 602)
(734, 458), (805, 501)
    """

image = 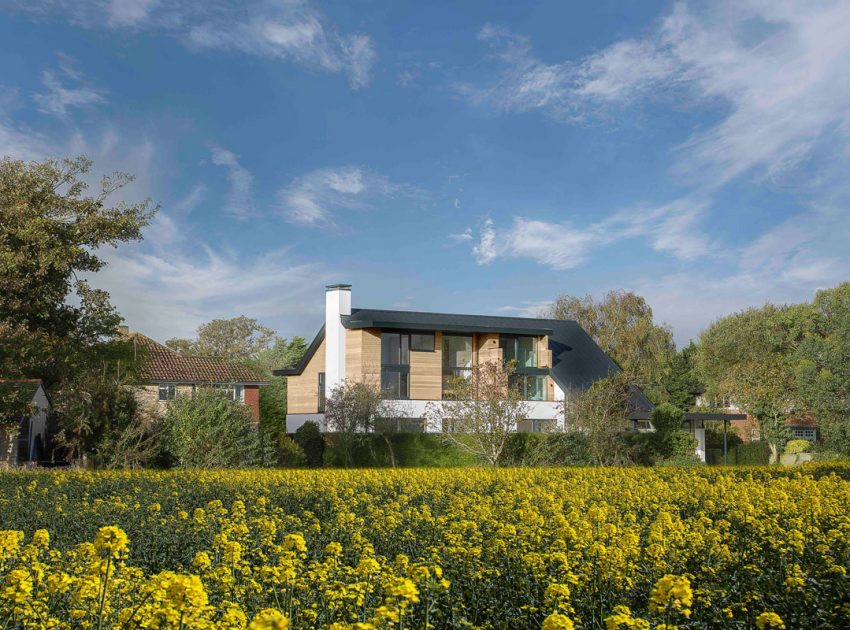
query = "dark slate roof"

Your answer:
(274, 308), (644, 401)
(128, 334), (269, 384)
